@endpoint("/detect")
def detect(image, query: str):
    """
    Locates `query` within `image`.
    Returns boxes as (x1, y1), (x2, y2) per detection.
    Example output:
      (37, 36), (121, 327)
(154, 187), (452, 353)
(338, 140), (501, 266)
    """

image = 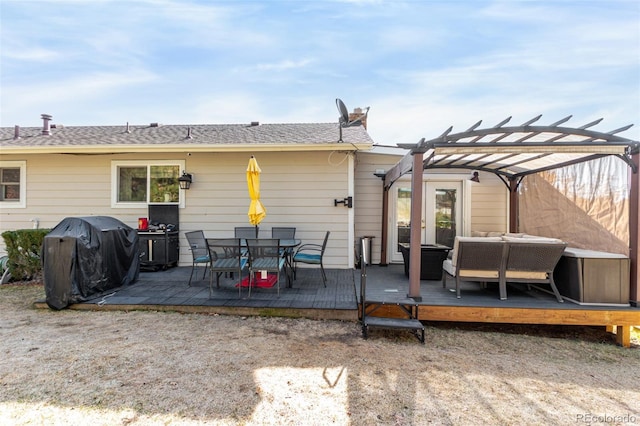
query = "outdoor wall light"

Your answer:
(470, 171), (480, 183)
(178, 171), (193, 190)
(334, 196), (353, 208)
